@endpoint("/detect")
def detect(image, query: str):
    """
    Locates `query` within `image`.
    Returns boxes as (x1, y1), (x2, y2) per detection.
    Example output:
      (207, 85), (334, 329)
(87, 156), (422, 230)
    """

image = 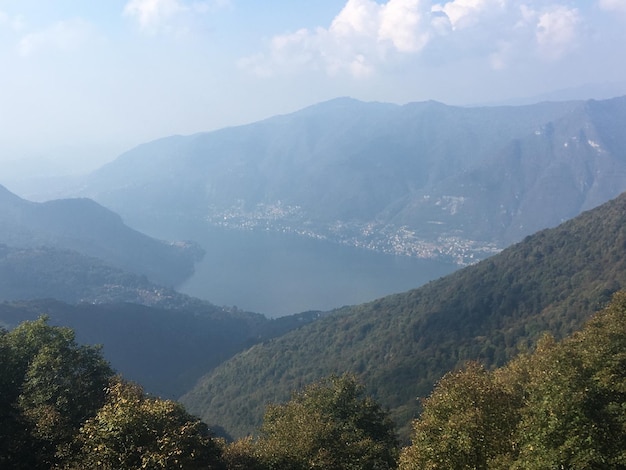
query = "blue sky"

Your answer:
(1, 0), (626, 174)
